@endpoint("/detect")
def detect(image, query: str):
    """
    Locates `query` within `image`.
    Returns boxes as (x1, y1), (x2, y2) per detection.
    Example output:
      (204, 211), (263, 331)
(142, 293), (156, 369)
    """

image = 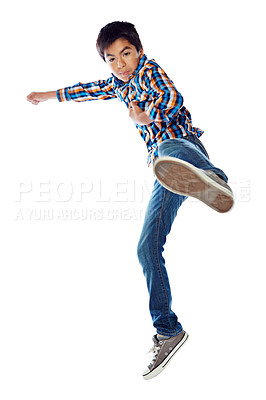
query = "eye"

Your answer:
(123, 52), (131, 56)
(108, 58), (115, 63)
